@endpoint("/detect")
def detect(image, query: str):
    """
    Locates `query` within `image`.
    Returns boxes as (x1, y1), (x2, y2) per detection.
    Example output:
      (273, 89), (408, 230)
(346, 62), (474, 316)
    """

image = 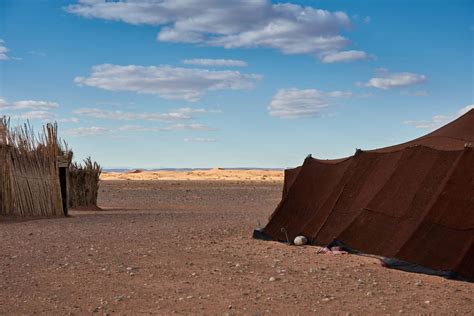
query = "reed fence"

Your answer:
(0, 118), (66, 216)
(69, 157), (102, 208)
